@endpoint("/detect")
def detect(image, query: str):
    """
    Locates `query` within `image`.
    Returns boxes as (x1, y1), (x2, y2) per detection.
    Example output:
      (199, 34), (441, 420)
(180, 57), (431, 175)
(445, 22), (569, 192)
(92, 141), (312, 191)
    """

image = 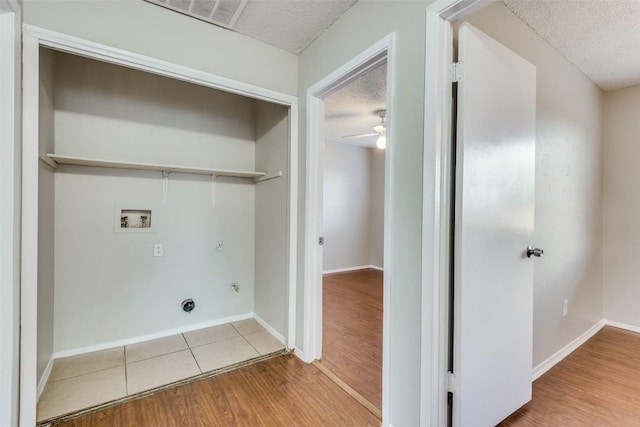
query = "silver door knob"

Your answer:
(526, 246), (543, 258)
